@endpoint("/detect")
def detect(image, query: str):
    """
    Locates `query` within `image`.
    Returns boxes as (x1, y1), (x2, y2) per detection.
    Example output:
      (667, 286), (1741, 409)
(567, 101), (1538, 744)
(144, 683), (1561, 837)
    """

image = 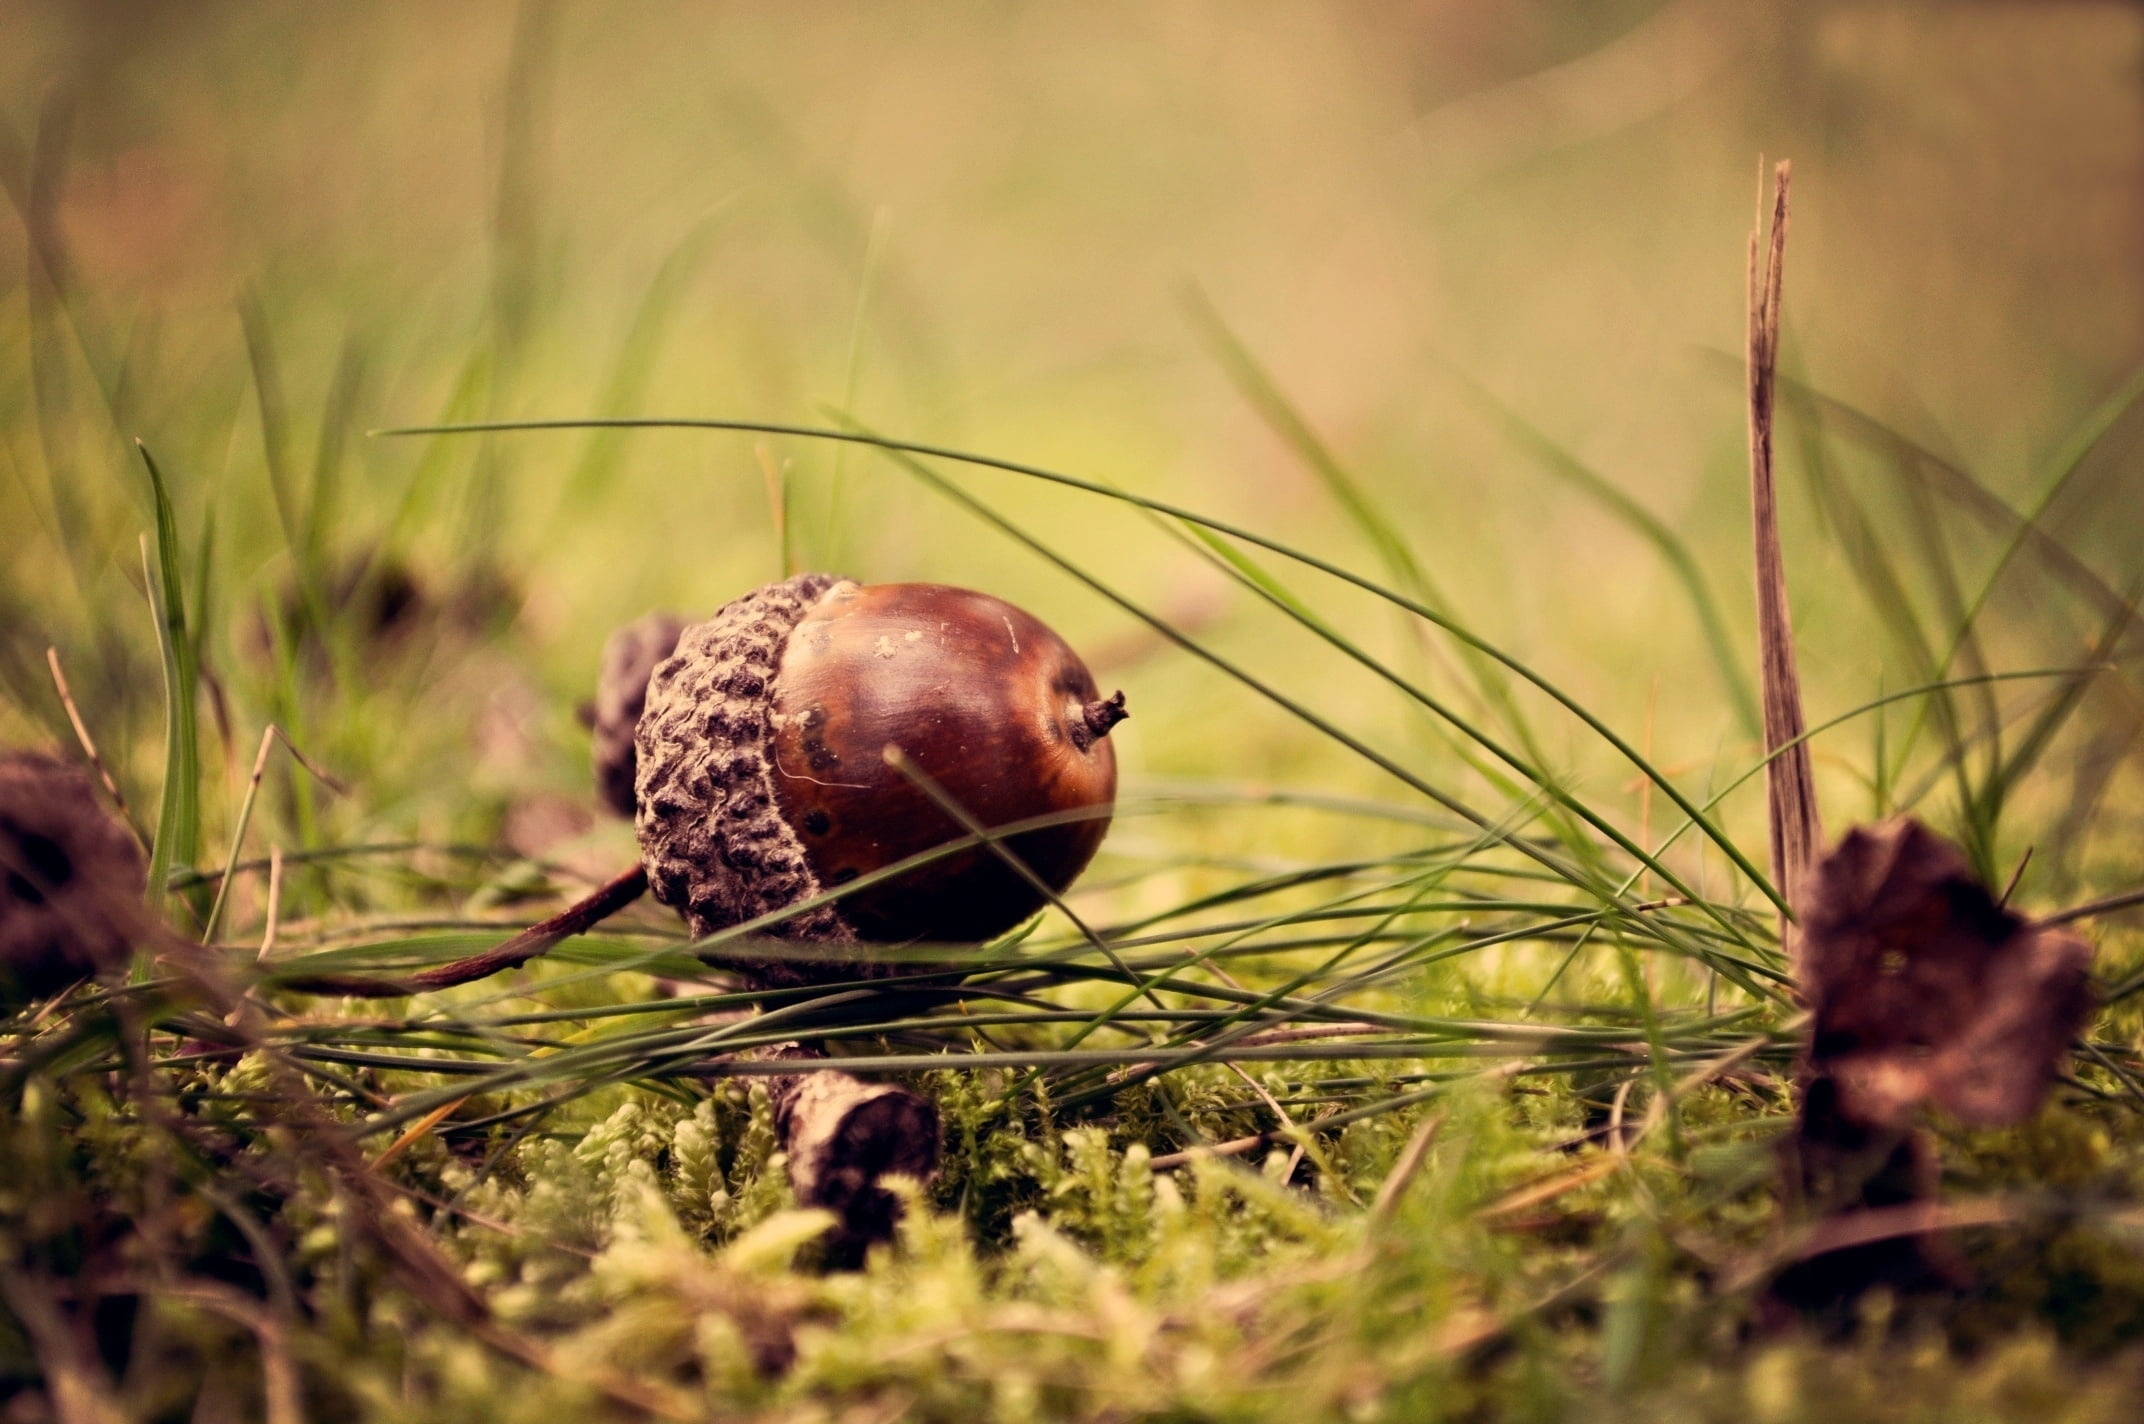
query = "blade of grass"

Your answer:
(1454, 370), (1760, 738)
(1969, 584), (2137, 843)
(555, 216), (727, 516)
(201, 725), (349, 944)
(371, 412), (1791, 918)
(237, 292), (305, 583)
(136, 441), (204, 928)
(303, 330), (370, 574)
(44, 645), (140, 842)
(1157, 509), (1719, 938)
(1164, 514), (1539, 813)
(818, 205), (891, 573)
(1785, 387), (1974, 821)
(1180, 285), (1583, 848)
(1768, 362), (2144, 835)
